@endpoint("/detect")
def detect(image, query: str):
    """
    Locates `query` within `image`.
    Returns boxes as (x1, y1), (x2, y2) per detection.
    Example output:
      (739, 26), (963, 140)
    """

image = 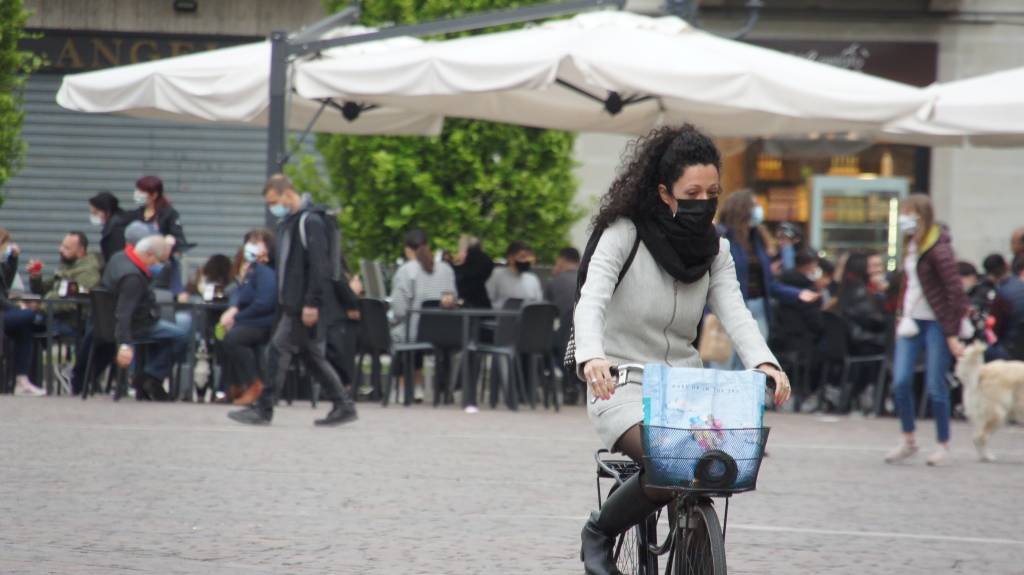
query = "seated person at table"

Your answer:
(106, 235), (190, 401)
(1, 229), (46, 396)
(179, 254), (236, 303)
(27, 231), (102, 330)
(69, 222), (165, 394)
(218, 229), (278, 405)
(389, 229), (457, 401)
(486, 241), (543, 309)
